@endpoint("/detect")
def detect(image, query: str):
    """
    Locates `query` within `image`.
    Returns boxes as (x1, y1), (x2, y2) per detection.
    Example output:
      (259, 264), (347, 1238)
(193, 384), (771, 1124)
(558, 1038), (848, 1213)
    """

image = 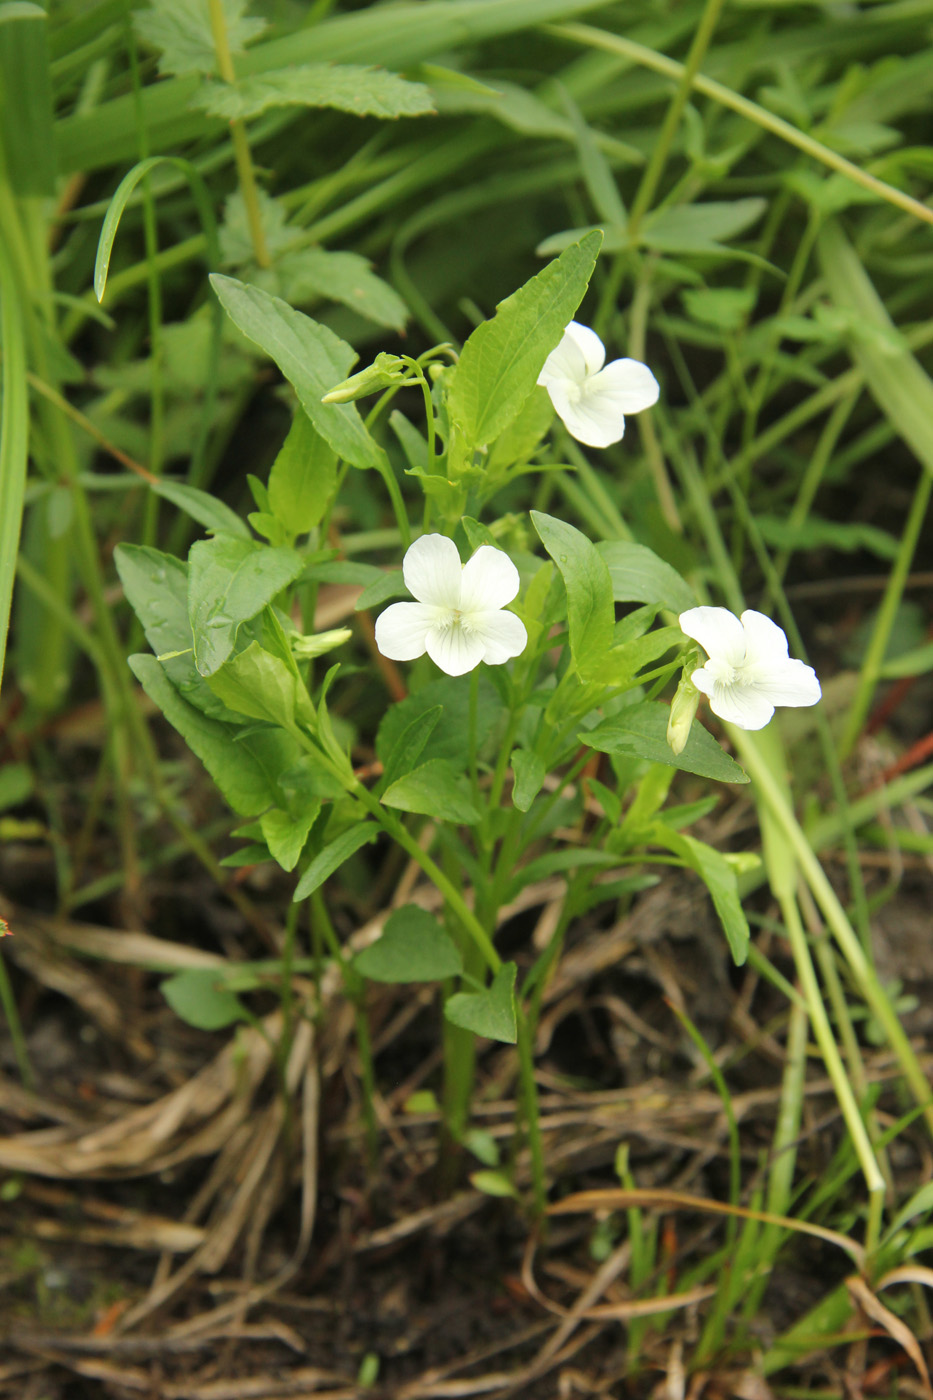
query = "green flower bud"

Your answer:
(667, 668), (700, 756)
(321, 353), (407, 404)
